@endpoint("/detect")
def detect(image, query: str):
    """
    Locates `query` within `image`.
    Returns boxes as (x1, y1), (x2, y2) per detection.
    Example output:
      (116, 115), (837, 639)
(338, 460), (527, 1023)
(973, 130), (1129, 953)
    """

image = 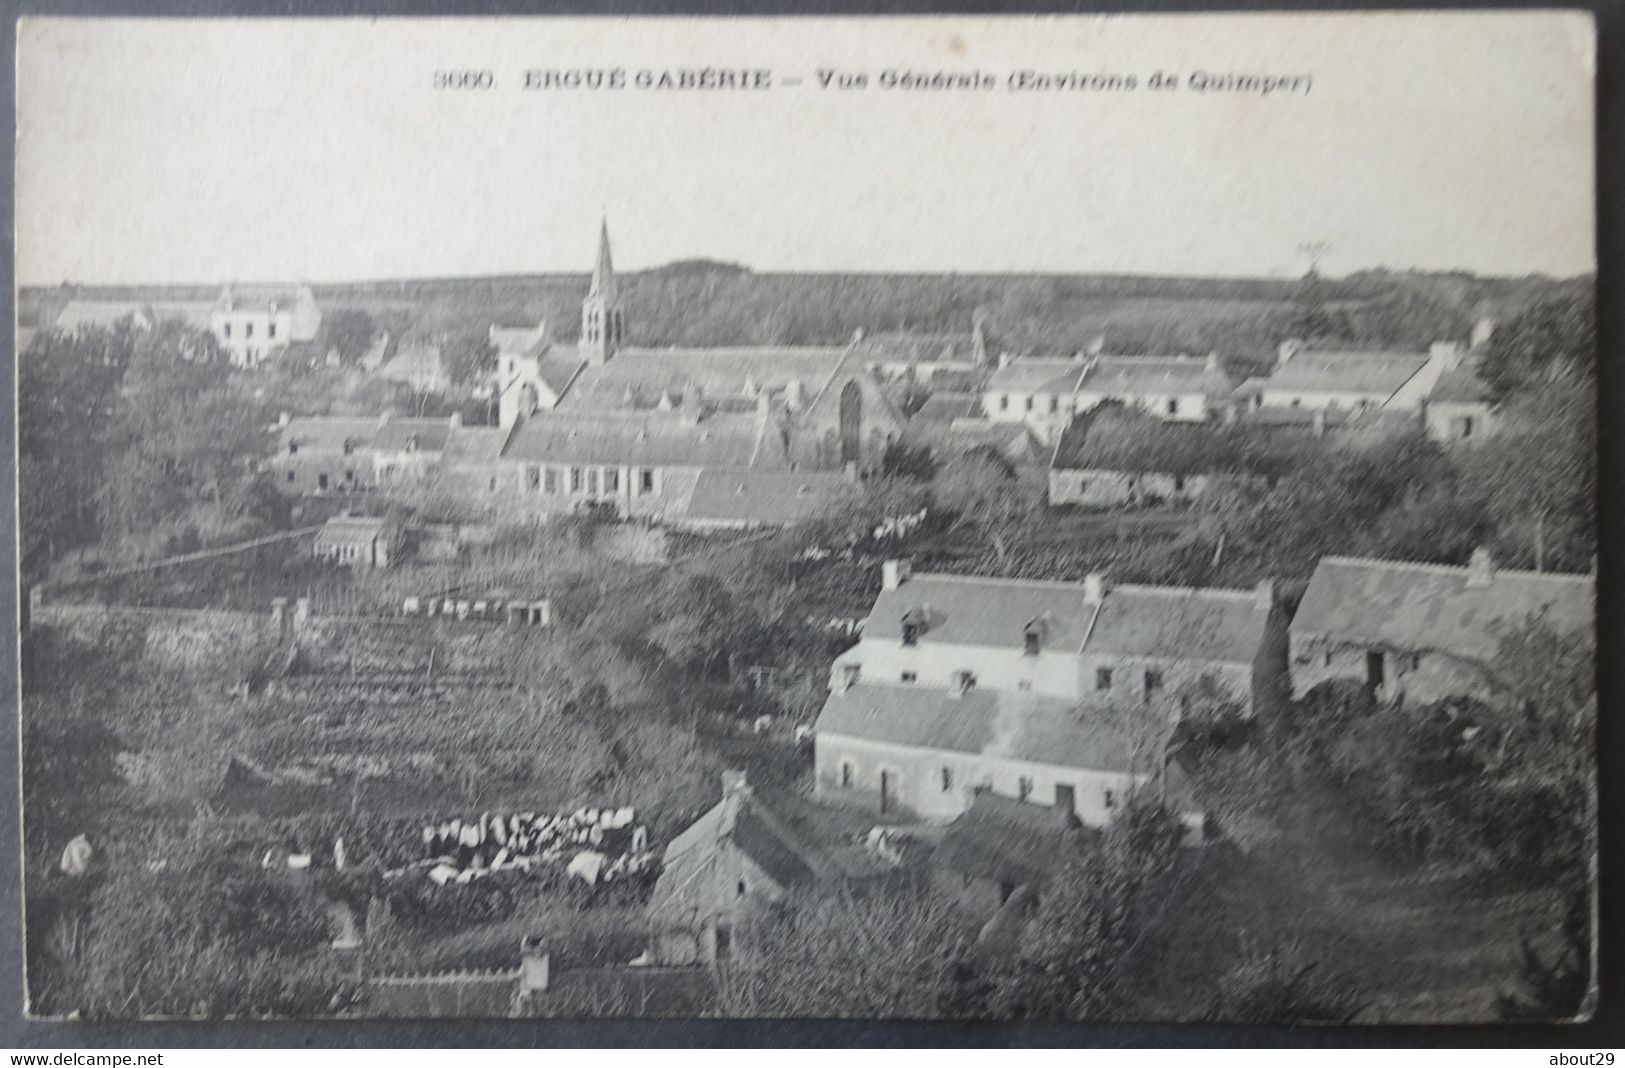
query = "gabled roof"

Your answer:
(940, 420), (1045, 466)
(646, 785), (831, 924)
(1077, 355), (1234, 399)
(535, 352), (588, 396)
(55, 300), (154, 331)
(316, 515), (390, 544)
(1262, 350), (1429, 397)
(934, 791), (1085, 887)
(215, 283), (318, 315)
(863, 572), (1271, 665)
(1052, 411), (1241, 475)
(499, 409), (775, 469)
(816, 684), (1161, 775)
(801, 342), (906, 429)
(684, 469), (849, 526)
(556, 346), (847, 411)
(909, 391), (979, 425)
(280, 417), (382, 453)
(441, 425), (512, 467)
(986, 357), (1087, 395)
(373, 418), (454, 453)
(1428, 366), (1495, 405)
(1293, 555), (1594, 666)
